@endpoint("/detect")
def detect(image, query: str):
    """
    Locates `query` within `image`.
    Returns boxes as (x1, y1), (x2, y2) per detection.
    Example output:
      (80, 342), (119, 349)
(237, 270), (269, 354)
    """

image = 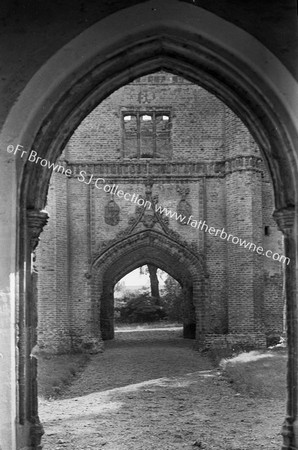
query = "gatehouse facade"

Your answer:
(36, 72), (284, 353)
